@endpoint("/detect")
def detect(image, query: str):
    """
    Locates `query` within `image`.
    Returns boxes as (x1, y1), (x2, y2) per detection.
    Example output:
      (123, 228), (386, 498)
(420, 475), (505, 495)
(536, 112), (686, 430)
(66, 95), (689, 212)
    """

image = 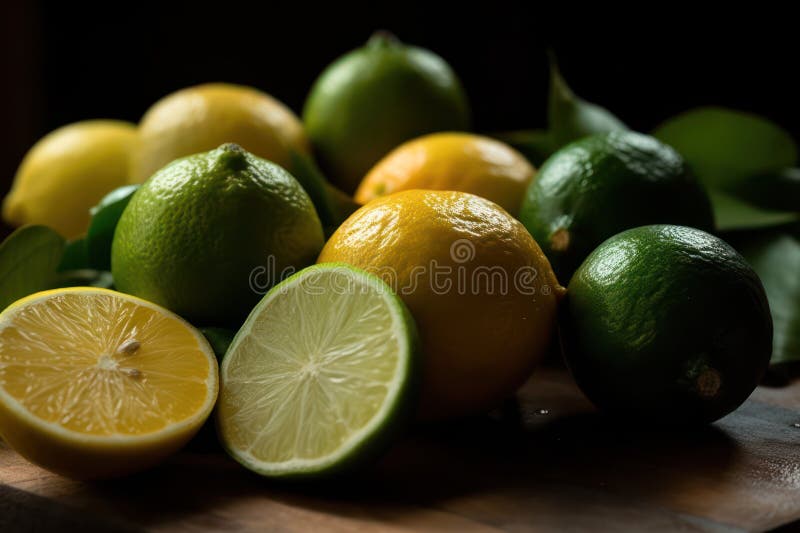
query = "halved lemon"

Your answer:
(0, 287), (218, 479)
(217, 264), (419, 478)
